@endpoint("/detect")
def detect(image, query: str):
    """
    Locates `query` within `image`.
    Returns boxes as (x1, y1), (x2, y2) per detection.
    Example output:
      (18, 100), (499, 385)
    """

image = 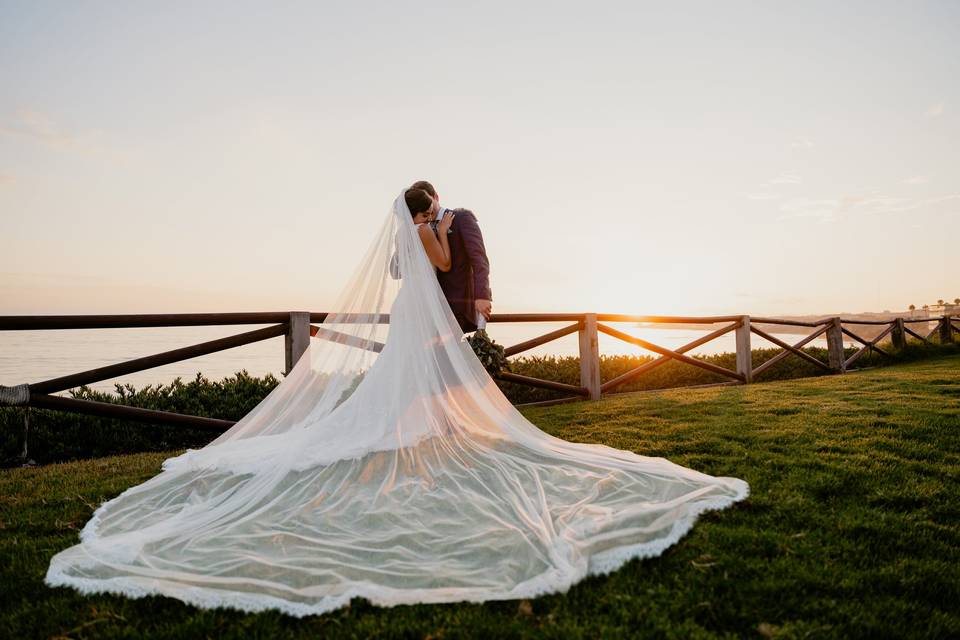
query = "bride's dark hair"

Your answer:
(404, 188), (432, 217)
